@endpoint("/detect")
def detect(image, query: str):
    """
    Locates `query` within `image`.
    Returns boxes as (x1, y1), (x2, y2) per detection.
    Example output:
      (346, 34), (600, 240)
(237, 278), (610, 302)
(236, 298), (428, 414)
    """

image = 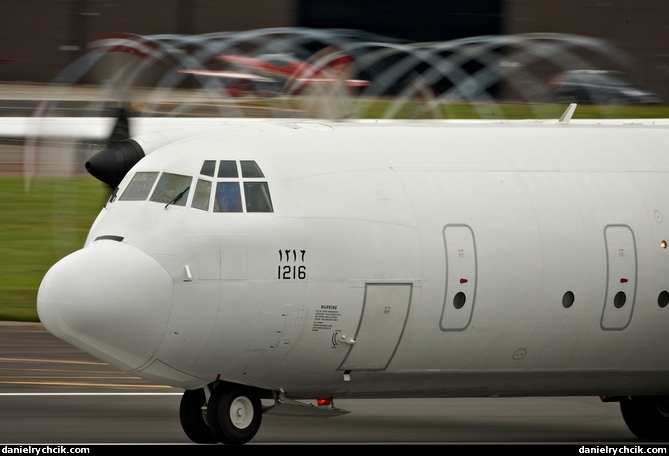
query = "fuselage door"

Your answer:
(338, 283), (412, 371)
(440, 224), (477, 331)
(601, 224), (637, 330)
